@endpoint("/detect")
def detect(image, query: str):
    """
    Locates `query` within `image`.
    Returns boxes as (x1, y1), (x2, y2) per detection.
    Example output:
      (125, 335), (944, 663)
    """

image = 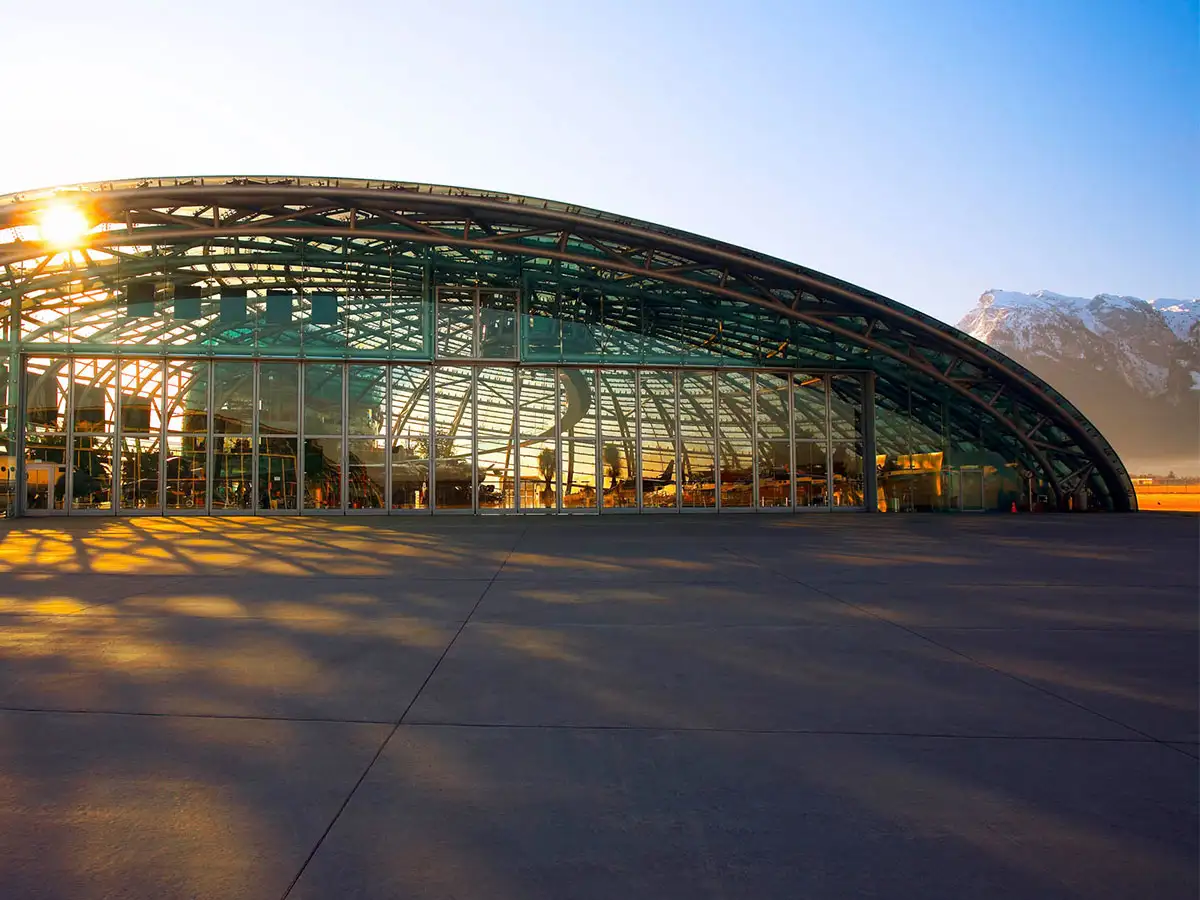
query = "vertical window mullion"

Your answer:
(593, 367), (601, 512)
(473, 289), (481, 359)
(674, 369), (681, 512)
(788, 372), (796, 511)
(297, 363), (305, 515)
(251, 361), (259, 514)
(513, 364), (521, 511)
(713, 371), (721, 513)
(634, 369), (642, 511)
(65, 357), (75, 514)
(205, 360), (214, 515)
(751, 371), (759, 510)
(112, 358), (122, 515)
(341, 362), (349, 514)
(383, 364), (392, 514)
(470, 366), (478, 513)
(555, 367), (563, 512)
(824, 374), (833, 509)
